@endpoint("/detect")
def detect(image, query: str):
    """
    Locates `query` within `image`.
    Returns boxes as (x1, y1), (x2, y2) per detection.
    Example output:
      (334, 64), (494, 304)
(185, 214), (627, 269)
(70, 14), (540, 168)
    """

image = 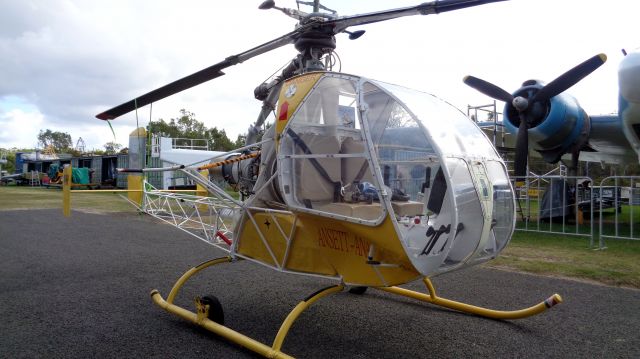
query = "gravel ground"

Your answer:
(1, 209), (638, 358)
